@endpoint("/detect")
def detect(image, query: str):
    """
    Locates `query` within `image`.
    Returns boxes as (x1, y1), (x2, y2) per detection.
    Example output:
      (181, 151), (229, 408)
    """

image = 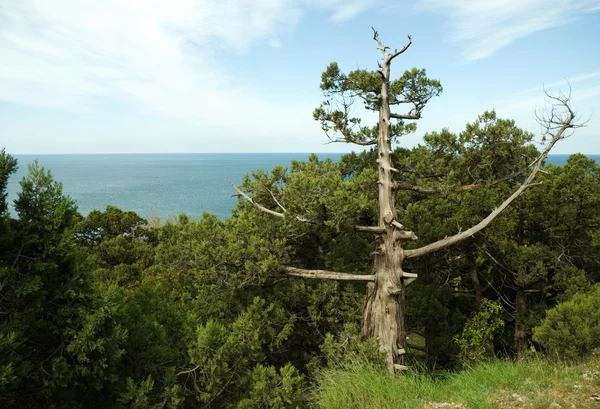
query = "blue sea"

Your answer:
(6, 153), (597, 220)
(7, 153), (341, 220)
